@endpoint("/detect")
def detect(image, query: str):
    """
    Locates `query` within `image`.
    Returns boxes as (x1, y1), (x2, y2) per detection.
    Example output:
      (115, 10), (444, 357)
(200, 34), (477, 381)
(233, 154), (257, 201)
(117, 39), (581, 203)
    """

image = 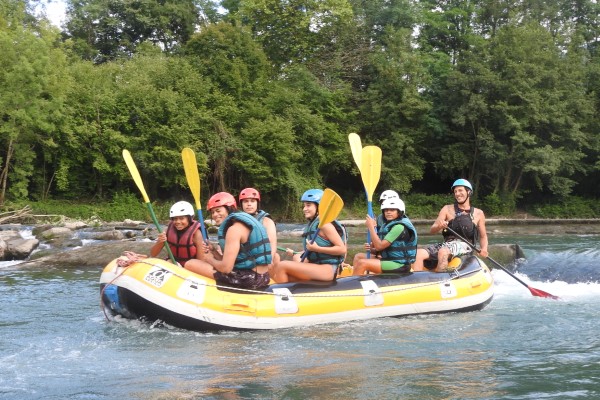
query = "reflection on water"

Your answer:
(1, 234), (600, 399)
